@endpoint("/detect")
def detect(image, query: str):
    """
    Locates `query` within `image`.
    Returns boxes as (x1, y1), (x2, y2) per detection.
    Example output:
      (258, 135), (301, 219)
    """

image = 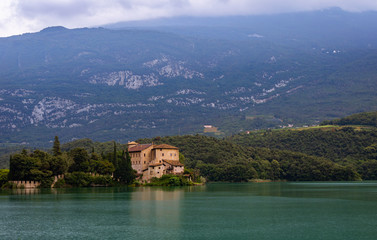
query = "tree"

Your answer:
(0, 169), (9, 186)
(113, 141), (117, 166)
(69, 148), (90, 172)
(8, 153), (42, 180)
(49, 156), (68, 175)
(179, 152), (186, 164)
(114, 149), (135, 184)
(271, 160), (282, 180)
(96, 160), (115, 175)
(53, 136), (62, 156)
